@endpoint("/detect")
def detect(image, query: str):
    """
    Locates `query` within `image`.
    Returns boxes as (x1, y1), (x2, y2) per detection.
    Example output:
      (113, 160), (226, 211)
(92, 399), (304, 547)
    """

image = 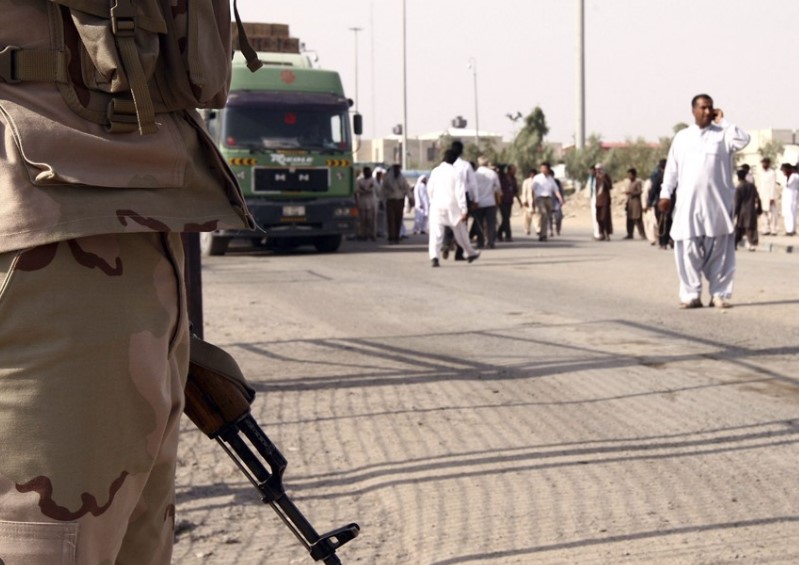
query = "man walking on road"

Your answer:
(473, 156), (501, 248)
(658, 94), (751, 309)
(521, 169), (535, 236)
(532, 162), (563, 242)
(428, 150), (480, 267)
